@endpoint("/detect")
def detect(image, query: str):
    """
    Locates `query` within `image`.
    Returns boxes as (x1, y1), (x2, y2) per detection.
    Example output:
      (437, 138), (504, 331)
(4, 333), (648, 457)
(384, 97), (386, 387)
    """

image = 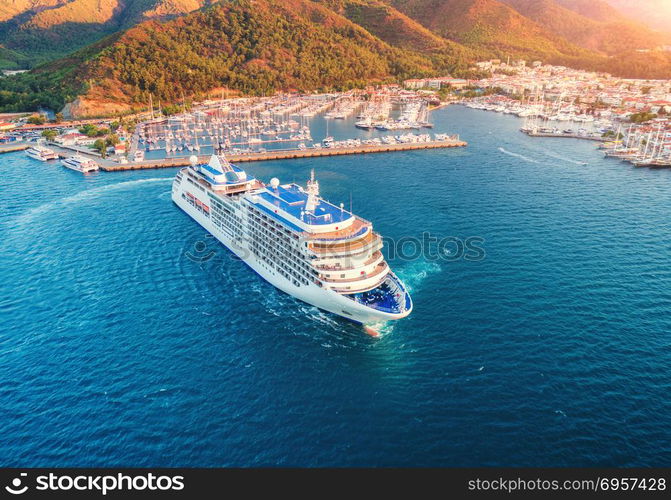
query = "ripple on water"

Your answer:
(2, 108), (671, 467)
